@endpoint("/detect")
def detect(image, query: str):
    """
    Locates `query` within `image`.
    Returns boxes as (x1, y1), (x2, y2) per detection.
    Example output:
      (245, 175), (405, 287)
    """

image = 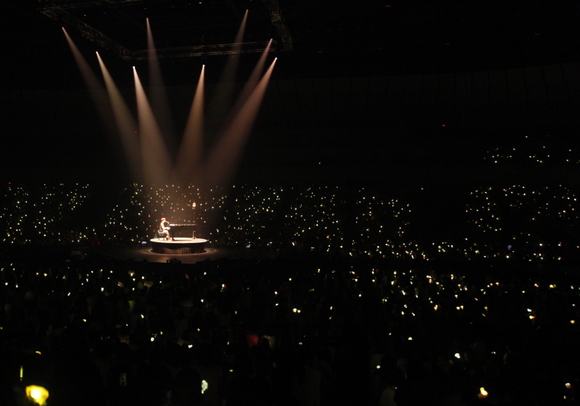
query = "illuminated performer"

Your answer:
(159, 217), (171, 240)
